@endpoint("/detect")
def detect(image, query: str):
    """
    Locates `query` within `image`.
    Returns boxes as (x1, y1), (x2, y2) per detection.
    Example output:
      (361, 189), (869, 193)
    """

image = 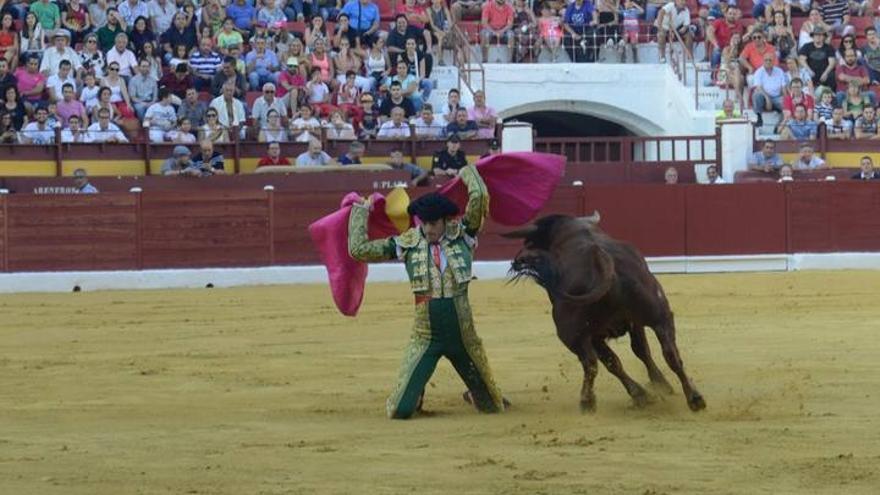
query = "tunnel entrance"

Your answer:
(503, 111), (636, 138)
